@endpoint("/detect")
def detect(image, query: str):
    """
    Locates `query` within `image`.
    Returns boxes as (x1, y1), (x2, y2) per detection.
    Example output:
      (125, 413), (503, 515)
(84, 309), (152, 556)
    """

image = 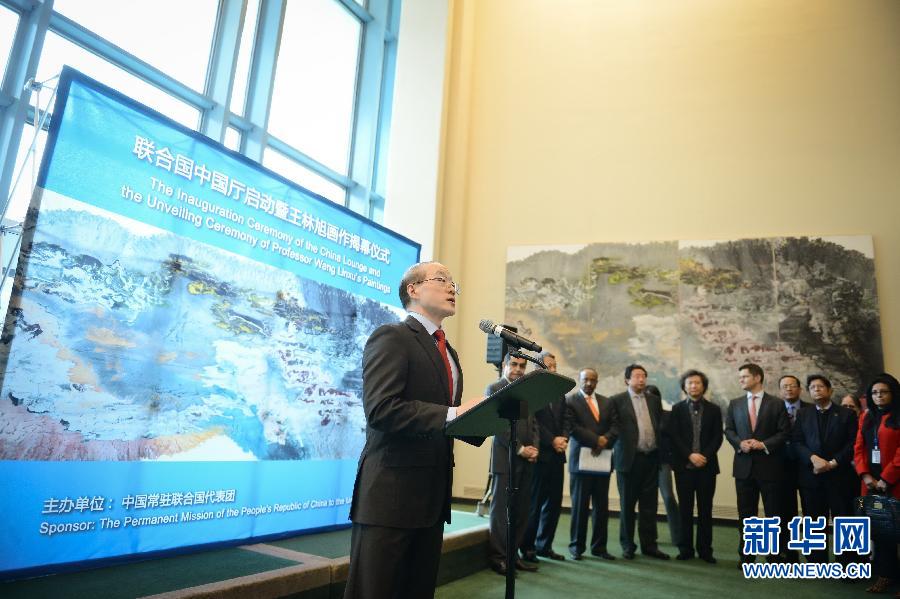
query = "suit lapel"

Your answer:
(622, 393), (637, 426)
(447, 342), (462, 406)
(737, 398), (751, 438)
